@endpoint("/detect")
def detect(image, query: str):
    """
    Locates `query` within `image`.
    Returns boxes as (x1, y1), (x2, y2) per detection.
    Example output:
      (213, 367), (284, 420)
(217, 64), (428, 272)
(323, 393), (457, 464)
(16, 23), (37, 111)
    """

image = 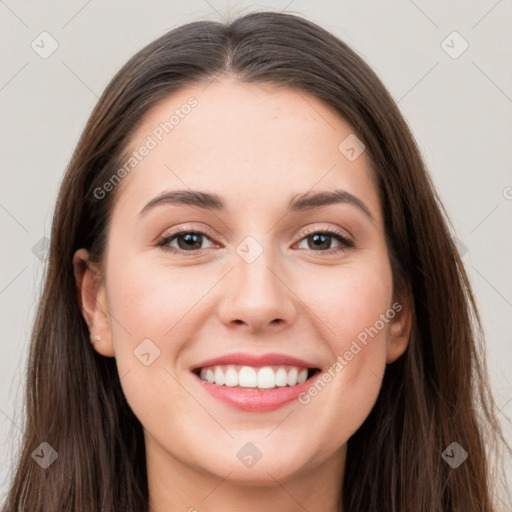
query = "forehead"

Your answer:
(110, 78), (380, 223)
